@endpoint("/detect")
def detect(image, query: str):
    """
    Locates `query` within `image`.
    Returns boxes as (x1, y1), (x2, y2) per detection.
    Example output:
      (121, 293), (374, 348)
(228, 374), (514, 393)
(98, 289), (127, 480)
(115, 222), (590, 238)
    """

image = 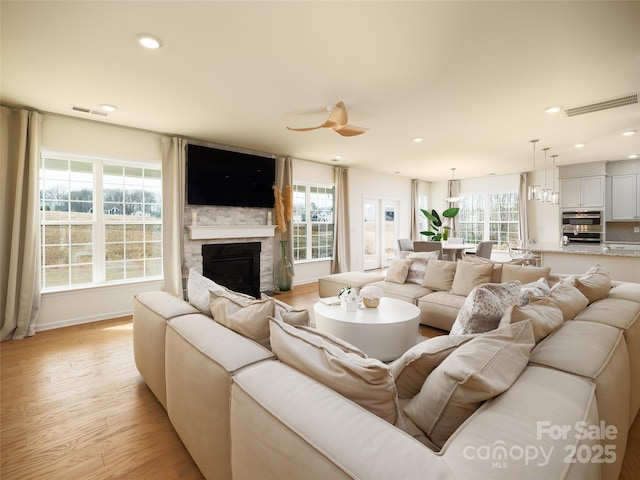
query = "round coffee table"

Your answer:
(313, 297), (420, 361)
